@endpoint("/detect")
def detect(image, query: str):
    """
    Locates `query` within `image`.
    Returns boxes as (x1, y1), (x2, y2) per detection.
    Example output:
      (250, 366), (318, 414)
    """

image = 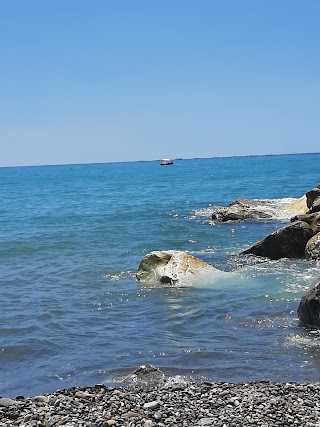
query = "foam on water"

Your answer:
(193, 197), (306, 222)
